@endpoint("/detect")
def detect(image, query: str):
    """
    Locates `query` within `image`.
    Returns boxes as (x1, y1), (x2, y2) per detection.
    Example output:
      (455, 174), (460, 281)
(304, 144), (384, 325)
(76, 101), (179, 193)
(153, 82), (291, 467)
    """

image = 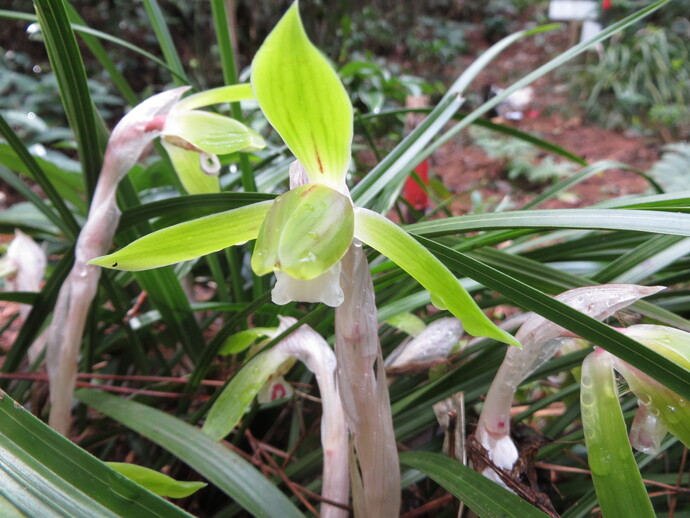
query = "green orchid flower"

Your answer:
(90, 2), (518, 348)
(156, 84), (265, 194)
